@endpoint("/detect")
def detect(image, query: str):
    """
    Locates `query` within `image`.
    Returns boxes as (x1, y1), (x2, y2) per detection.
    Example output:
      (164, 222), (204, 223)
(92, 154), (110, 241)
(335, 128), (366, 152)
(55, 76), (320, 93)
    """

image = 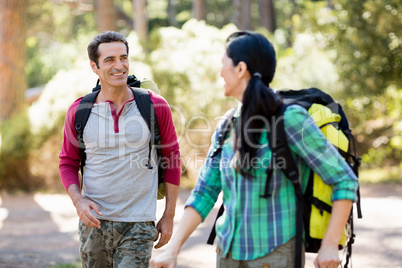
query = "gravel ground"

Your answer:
(0, 183), (401, 268)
